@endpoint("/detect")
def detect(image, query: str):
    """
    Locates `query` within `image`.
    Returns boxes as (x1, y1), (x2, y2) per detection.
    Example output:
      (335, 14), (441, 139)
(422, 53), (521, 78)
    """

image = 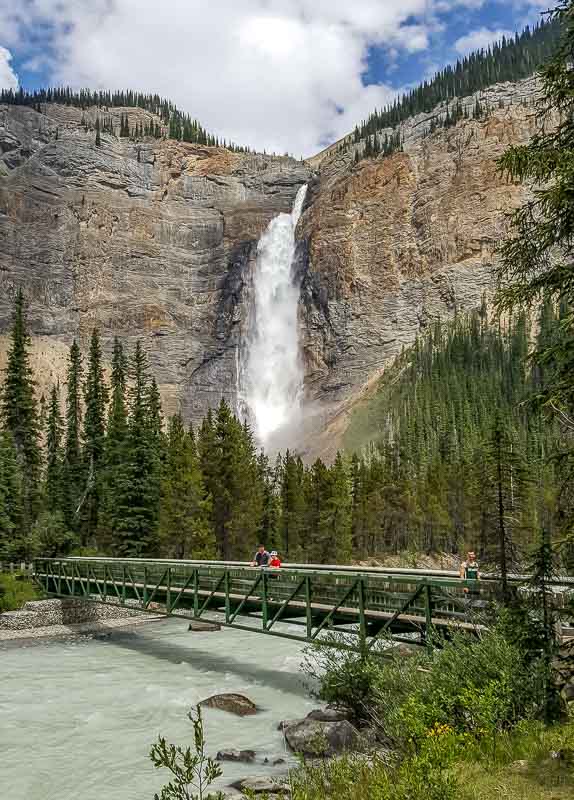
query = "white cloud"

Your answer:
(454, 27), (514, 56)
(0, 45), (18, 90)
(0, 0), (437, 156)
